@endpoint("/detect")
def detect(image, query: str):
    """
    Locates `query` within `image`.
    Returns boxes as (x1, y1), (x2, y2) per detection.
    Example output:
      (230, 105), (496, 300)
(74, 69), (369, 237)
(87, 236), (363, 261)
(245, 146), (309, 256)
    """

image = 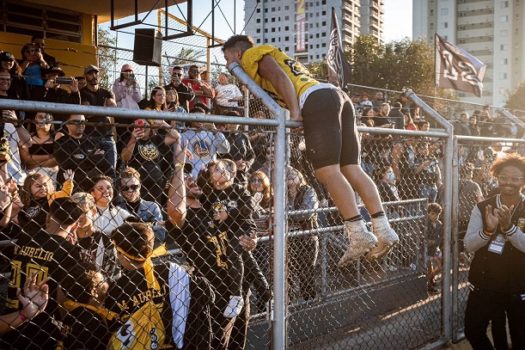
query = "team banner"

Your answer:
(326, 7), (352, 88)
(435, 33), (486, 97)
